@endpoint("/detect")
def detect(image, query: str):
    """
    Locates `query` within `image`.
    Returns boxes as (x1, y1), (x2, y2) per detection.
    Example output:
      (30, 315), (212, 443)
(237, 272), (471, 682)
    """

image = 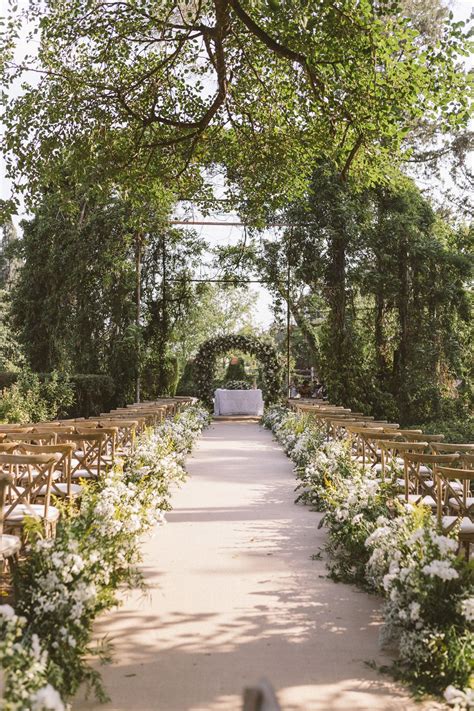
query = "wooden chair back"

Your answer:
(402, 452), (459, 502)
(401, 432), (444, 443)
(17, 443), (74, 496)
(4, 431), (57, 445)
(0, 443), (18, 453)
(0, 452), (58, 523)
(76, 427), (117, 467)
(0, 471), (13, 536)
(378, 440), (429, 481)
(96, 419), (138, 452)
(0, 426), (33, 434)
(57, 431), (106, 479)
(434, 466), (474, 532)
